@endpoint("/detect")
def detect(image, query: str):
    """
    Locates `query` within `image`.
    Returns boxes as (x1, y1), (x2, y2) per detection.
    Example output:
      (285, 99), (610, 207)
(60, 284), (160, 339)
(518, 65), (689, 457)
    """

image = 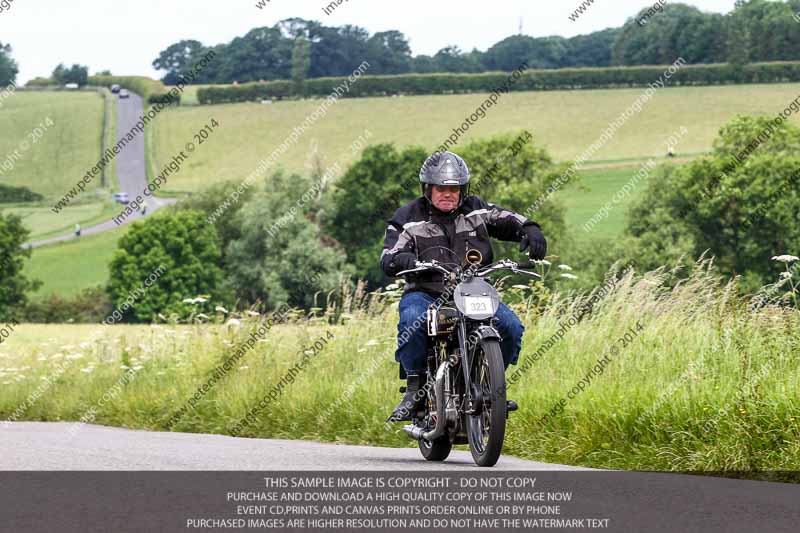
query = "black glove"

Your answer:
(519, 225), (547, 261)
(389, 252), (418, 276)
